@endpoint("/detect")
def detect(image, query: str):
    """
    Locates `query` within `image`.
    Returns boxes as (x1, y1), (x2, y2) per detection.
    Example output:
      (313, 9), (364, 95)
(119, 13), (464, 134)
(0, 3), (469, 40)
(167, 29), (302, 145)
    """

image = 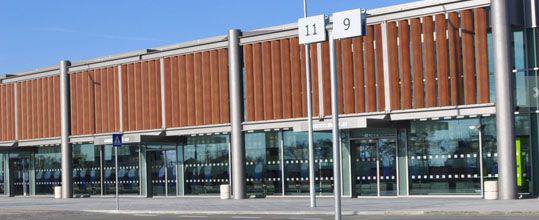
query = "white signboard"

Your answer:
(298, 14), (327, 44)
(332, 9), (366, 39)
